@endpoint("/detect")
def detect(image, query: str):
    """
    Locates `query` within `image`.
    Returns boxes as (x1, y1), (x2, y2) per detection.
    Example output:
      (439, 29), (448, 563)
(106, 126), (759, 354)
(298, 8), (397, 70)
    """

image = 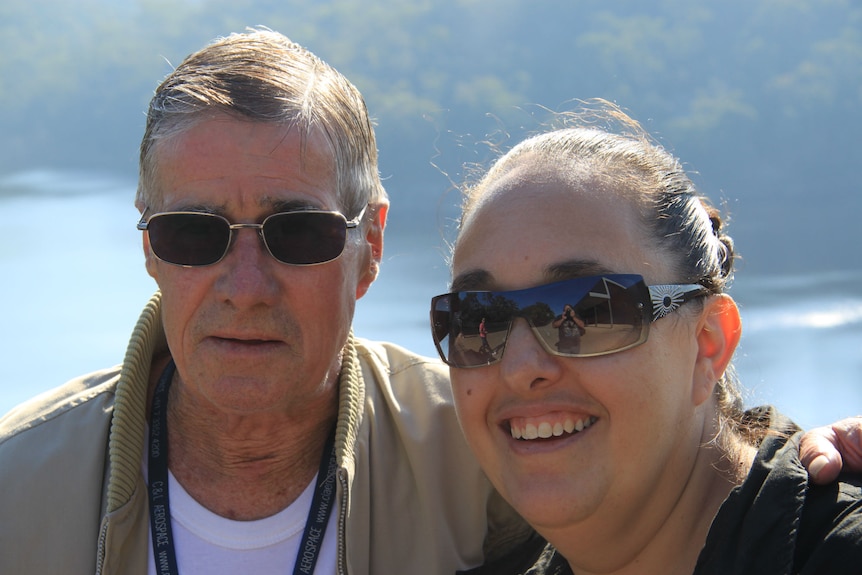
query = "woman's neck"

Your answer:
(550, 414), (757, 575)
